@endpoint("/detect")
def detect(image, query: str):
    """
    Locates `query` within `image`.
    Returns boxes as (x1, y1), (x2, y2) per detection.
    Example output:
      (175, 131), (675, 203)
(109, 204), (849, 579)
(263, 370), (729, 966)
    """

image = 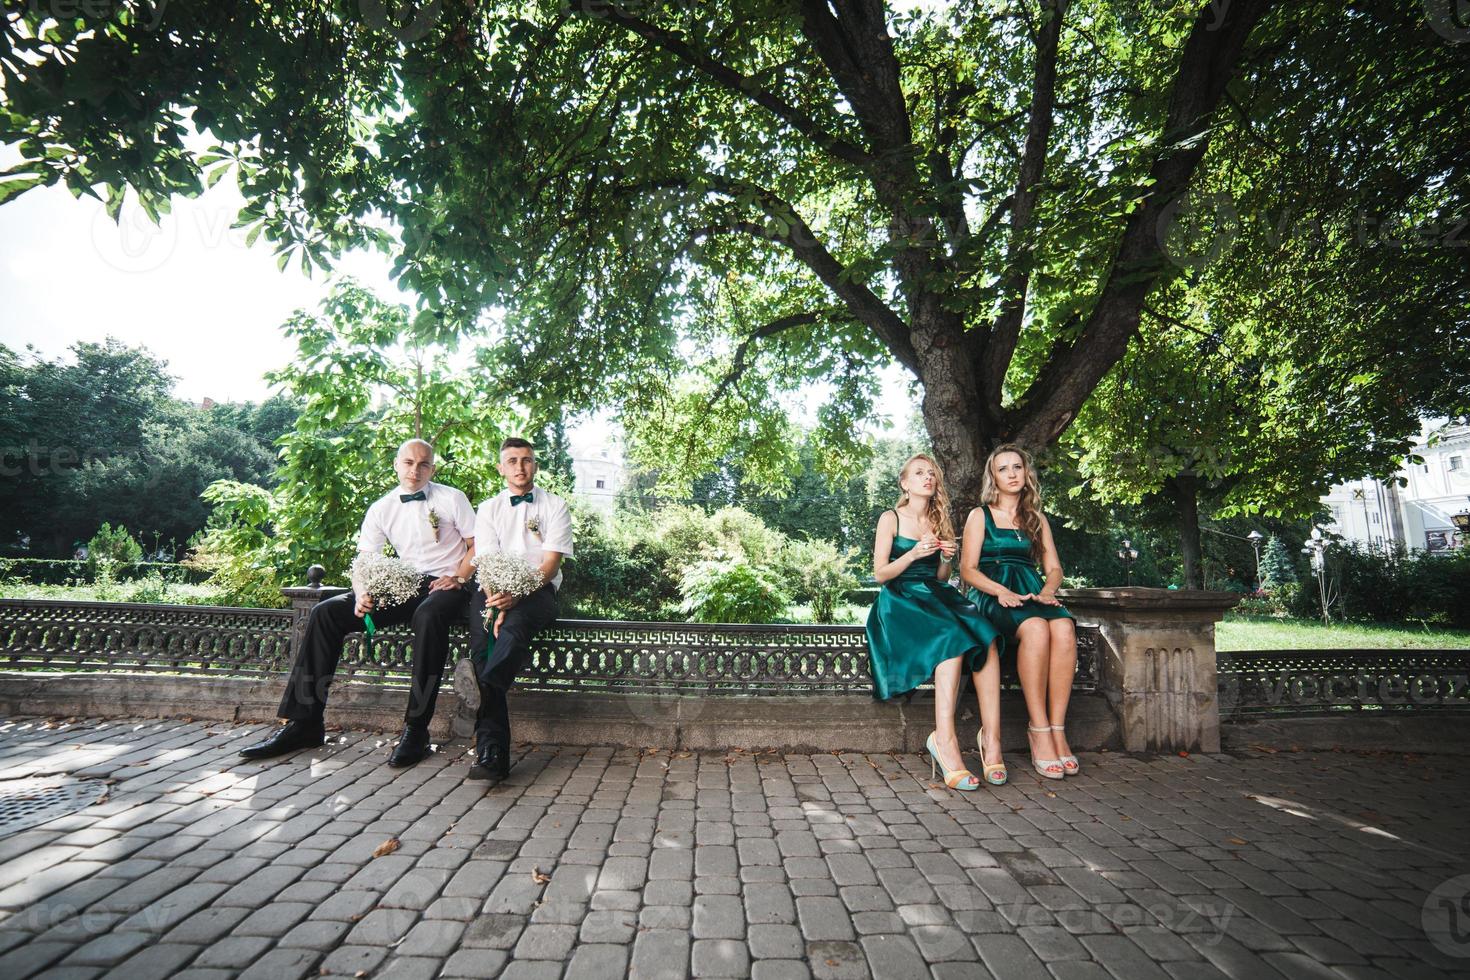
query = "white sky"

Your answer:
(0, 167), (919, 453)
